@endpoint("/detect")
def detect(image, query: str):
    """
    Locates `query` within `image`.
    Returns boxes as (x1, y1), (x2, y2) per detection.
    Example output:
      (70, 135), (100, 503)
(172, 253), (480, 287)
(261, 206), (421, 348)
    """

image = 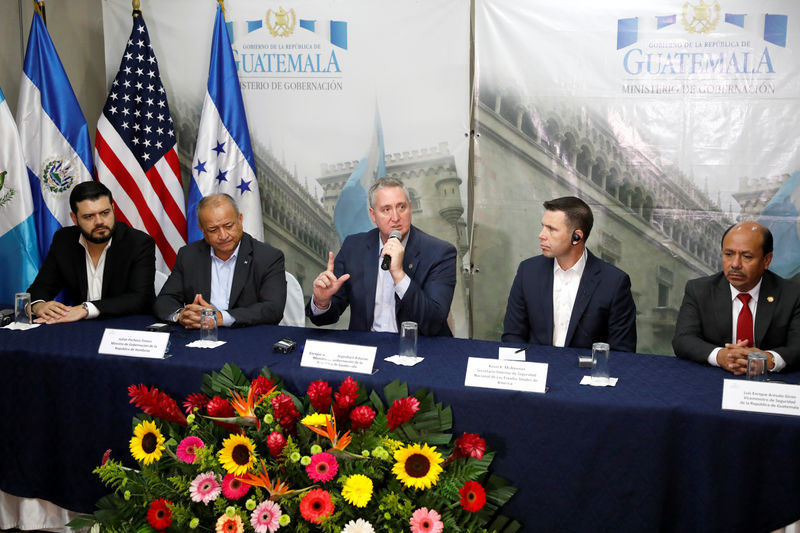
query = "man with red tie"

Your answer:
(673, 221), (800, 374)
